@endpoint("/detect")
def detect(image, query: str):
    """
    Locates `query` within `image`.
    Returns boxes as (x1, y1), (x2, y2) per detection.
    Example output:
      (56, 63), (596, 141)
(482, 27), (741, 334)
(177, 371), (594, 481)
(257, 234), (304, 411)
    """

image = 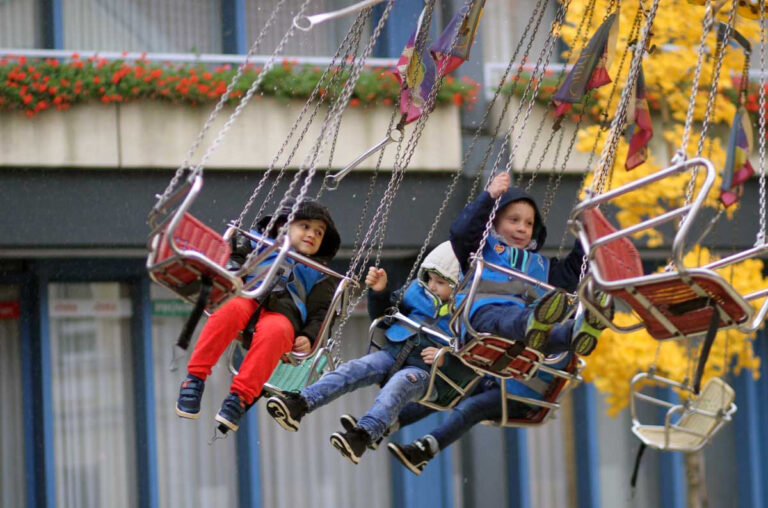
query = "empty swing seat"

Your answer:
(631, 374), (737, 452)
(148, 212), (238, 311)
(570, 157), (755, 341)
